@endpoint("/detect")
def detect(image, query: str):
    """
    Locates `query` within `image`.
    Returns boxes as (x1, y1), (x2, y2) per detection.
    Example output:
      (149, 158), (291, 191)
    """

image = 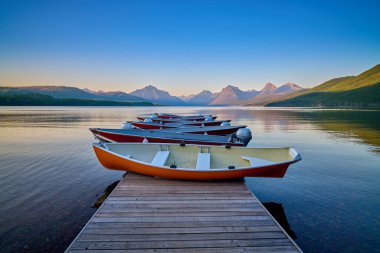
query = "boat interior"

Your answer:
(100, 143), (298, 170)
